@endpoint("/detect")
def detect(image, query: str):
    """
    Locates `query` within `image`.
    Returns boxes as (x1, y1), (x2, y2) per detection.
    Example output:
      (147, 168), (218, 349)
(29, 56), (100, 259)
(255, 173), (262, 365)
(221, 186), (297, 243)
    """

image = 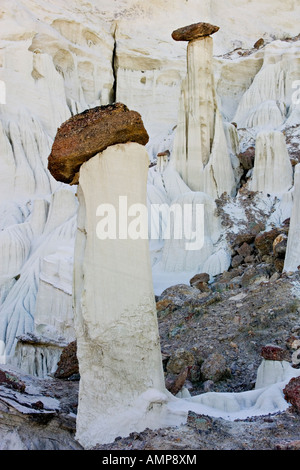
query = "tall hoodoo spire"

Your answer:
(171, 22), (236, 199)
